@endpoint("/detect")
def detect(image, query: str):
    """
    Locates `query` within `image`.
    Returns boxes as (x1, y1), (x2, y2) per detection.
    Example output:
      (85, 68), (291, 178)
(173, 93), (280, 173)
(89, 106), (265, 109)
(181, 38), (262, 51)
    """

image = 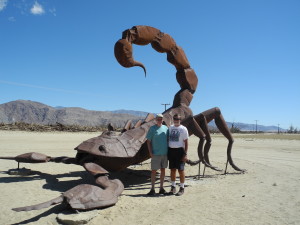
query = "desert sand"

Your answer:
(0, 130), (299, 225)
